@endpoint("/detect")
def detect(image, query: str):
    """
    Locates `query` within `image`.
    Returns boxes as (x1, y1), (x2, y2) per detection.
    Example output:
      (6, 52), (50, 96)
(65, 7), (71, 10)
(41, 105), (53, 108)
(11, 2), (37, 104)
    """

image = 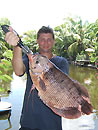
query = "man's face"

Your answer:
(37, 33), (55, 53)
